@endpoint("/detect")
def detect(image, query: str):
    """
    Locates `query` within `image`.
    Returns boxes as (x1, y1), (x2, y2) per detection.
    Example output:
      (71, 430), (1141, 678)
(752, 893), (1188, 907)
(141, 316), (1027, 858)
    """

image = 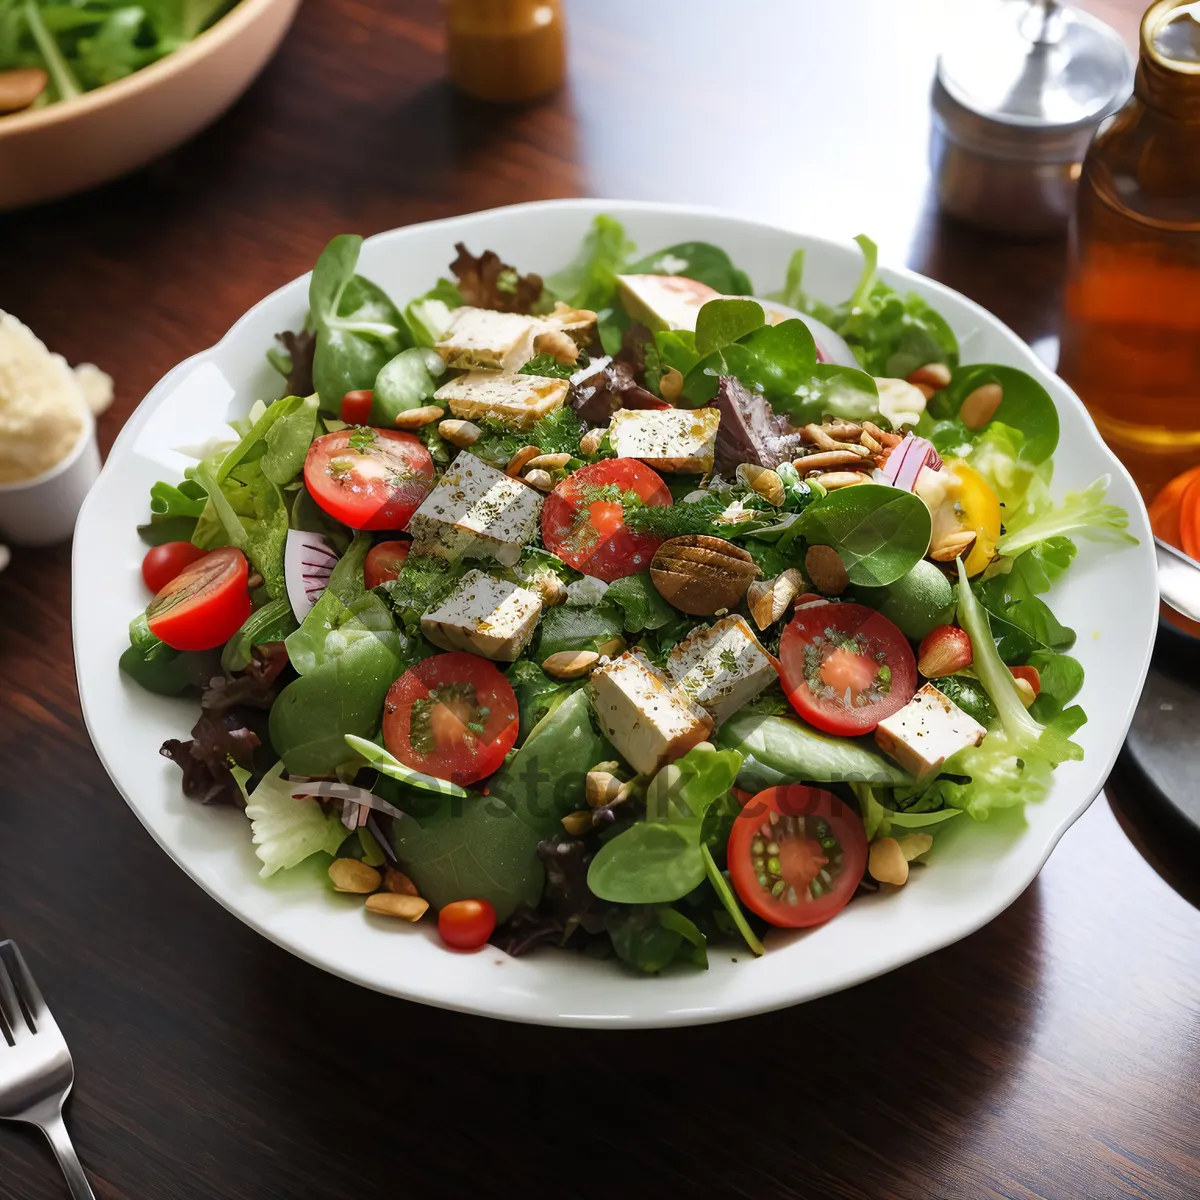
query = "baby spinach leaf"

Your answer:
(625, 240), (753, 296)
(973, 575), (1077, 663)
(536, 603), (625, 659)
(604, 572), (677, 633)
(309, 235), (412, 410)
(261, 395), (320, 485)
(269, 621), (403, 777)
(718, 713), (913, 790)
(798, 483), (931, 587)
(935, 675), (997, 728)
(370, 347), (446, 425)
(506, 661), (585, 743)
(928, 365), (1060, 464)
(1027, 651), (1085, 721)
(588, 745), (743, 904)
(119, 636), (219, 696)
(394, 691), (607, 920)
(605, 906), (707, 973)
(694, 299), (764, 358)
